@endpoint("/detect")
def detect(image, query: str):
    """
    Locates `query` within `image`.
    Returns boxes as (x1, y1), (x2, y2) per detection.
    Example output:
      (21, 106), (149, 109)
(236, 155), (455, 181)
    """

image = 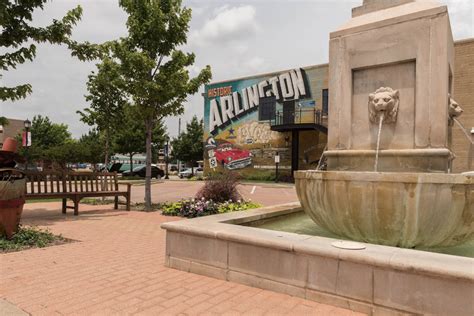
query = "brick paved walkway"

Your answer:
(0, 203), (363, 315)
(128, 181), (299, 206)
